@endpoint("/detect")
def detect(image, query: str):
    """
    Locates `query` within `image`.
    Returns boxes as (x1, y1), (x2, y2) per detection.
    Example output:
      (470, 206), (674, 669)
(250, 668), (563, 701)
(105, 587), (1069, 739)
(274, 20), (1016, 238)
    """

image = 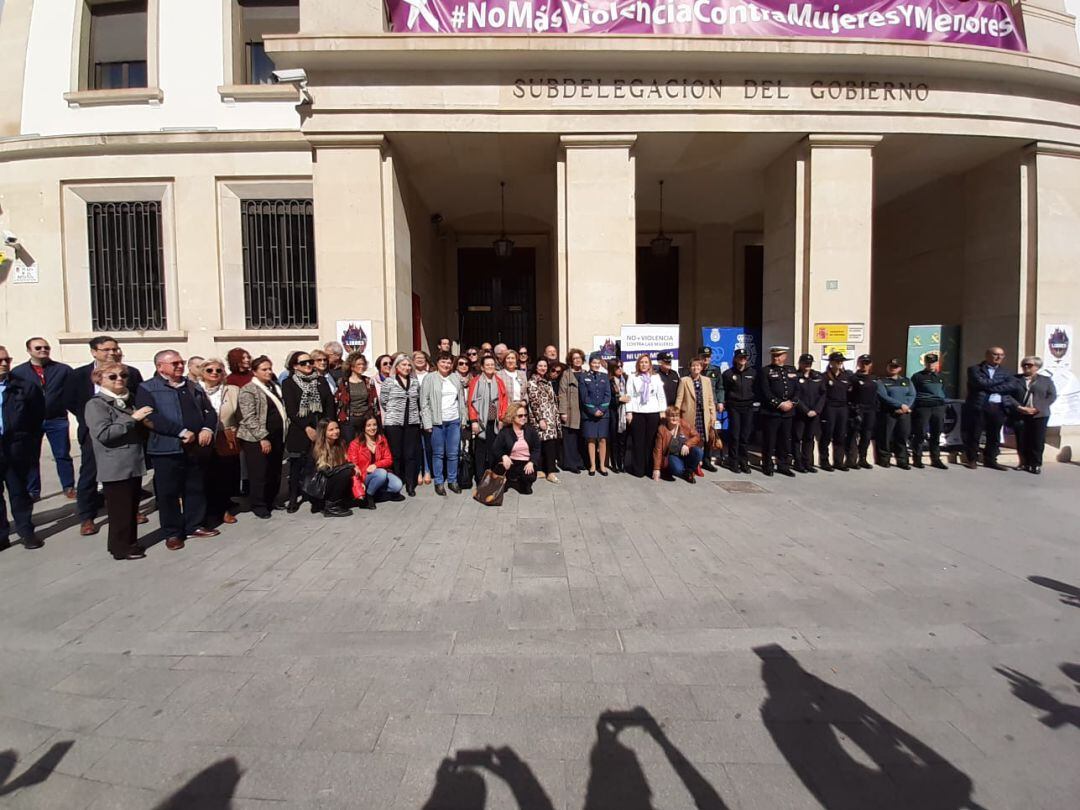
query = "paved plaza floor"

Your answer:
(1, 457), (1079, 809)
